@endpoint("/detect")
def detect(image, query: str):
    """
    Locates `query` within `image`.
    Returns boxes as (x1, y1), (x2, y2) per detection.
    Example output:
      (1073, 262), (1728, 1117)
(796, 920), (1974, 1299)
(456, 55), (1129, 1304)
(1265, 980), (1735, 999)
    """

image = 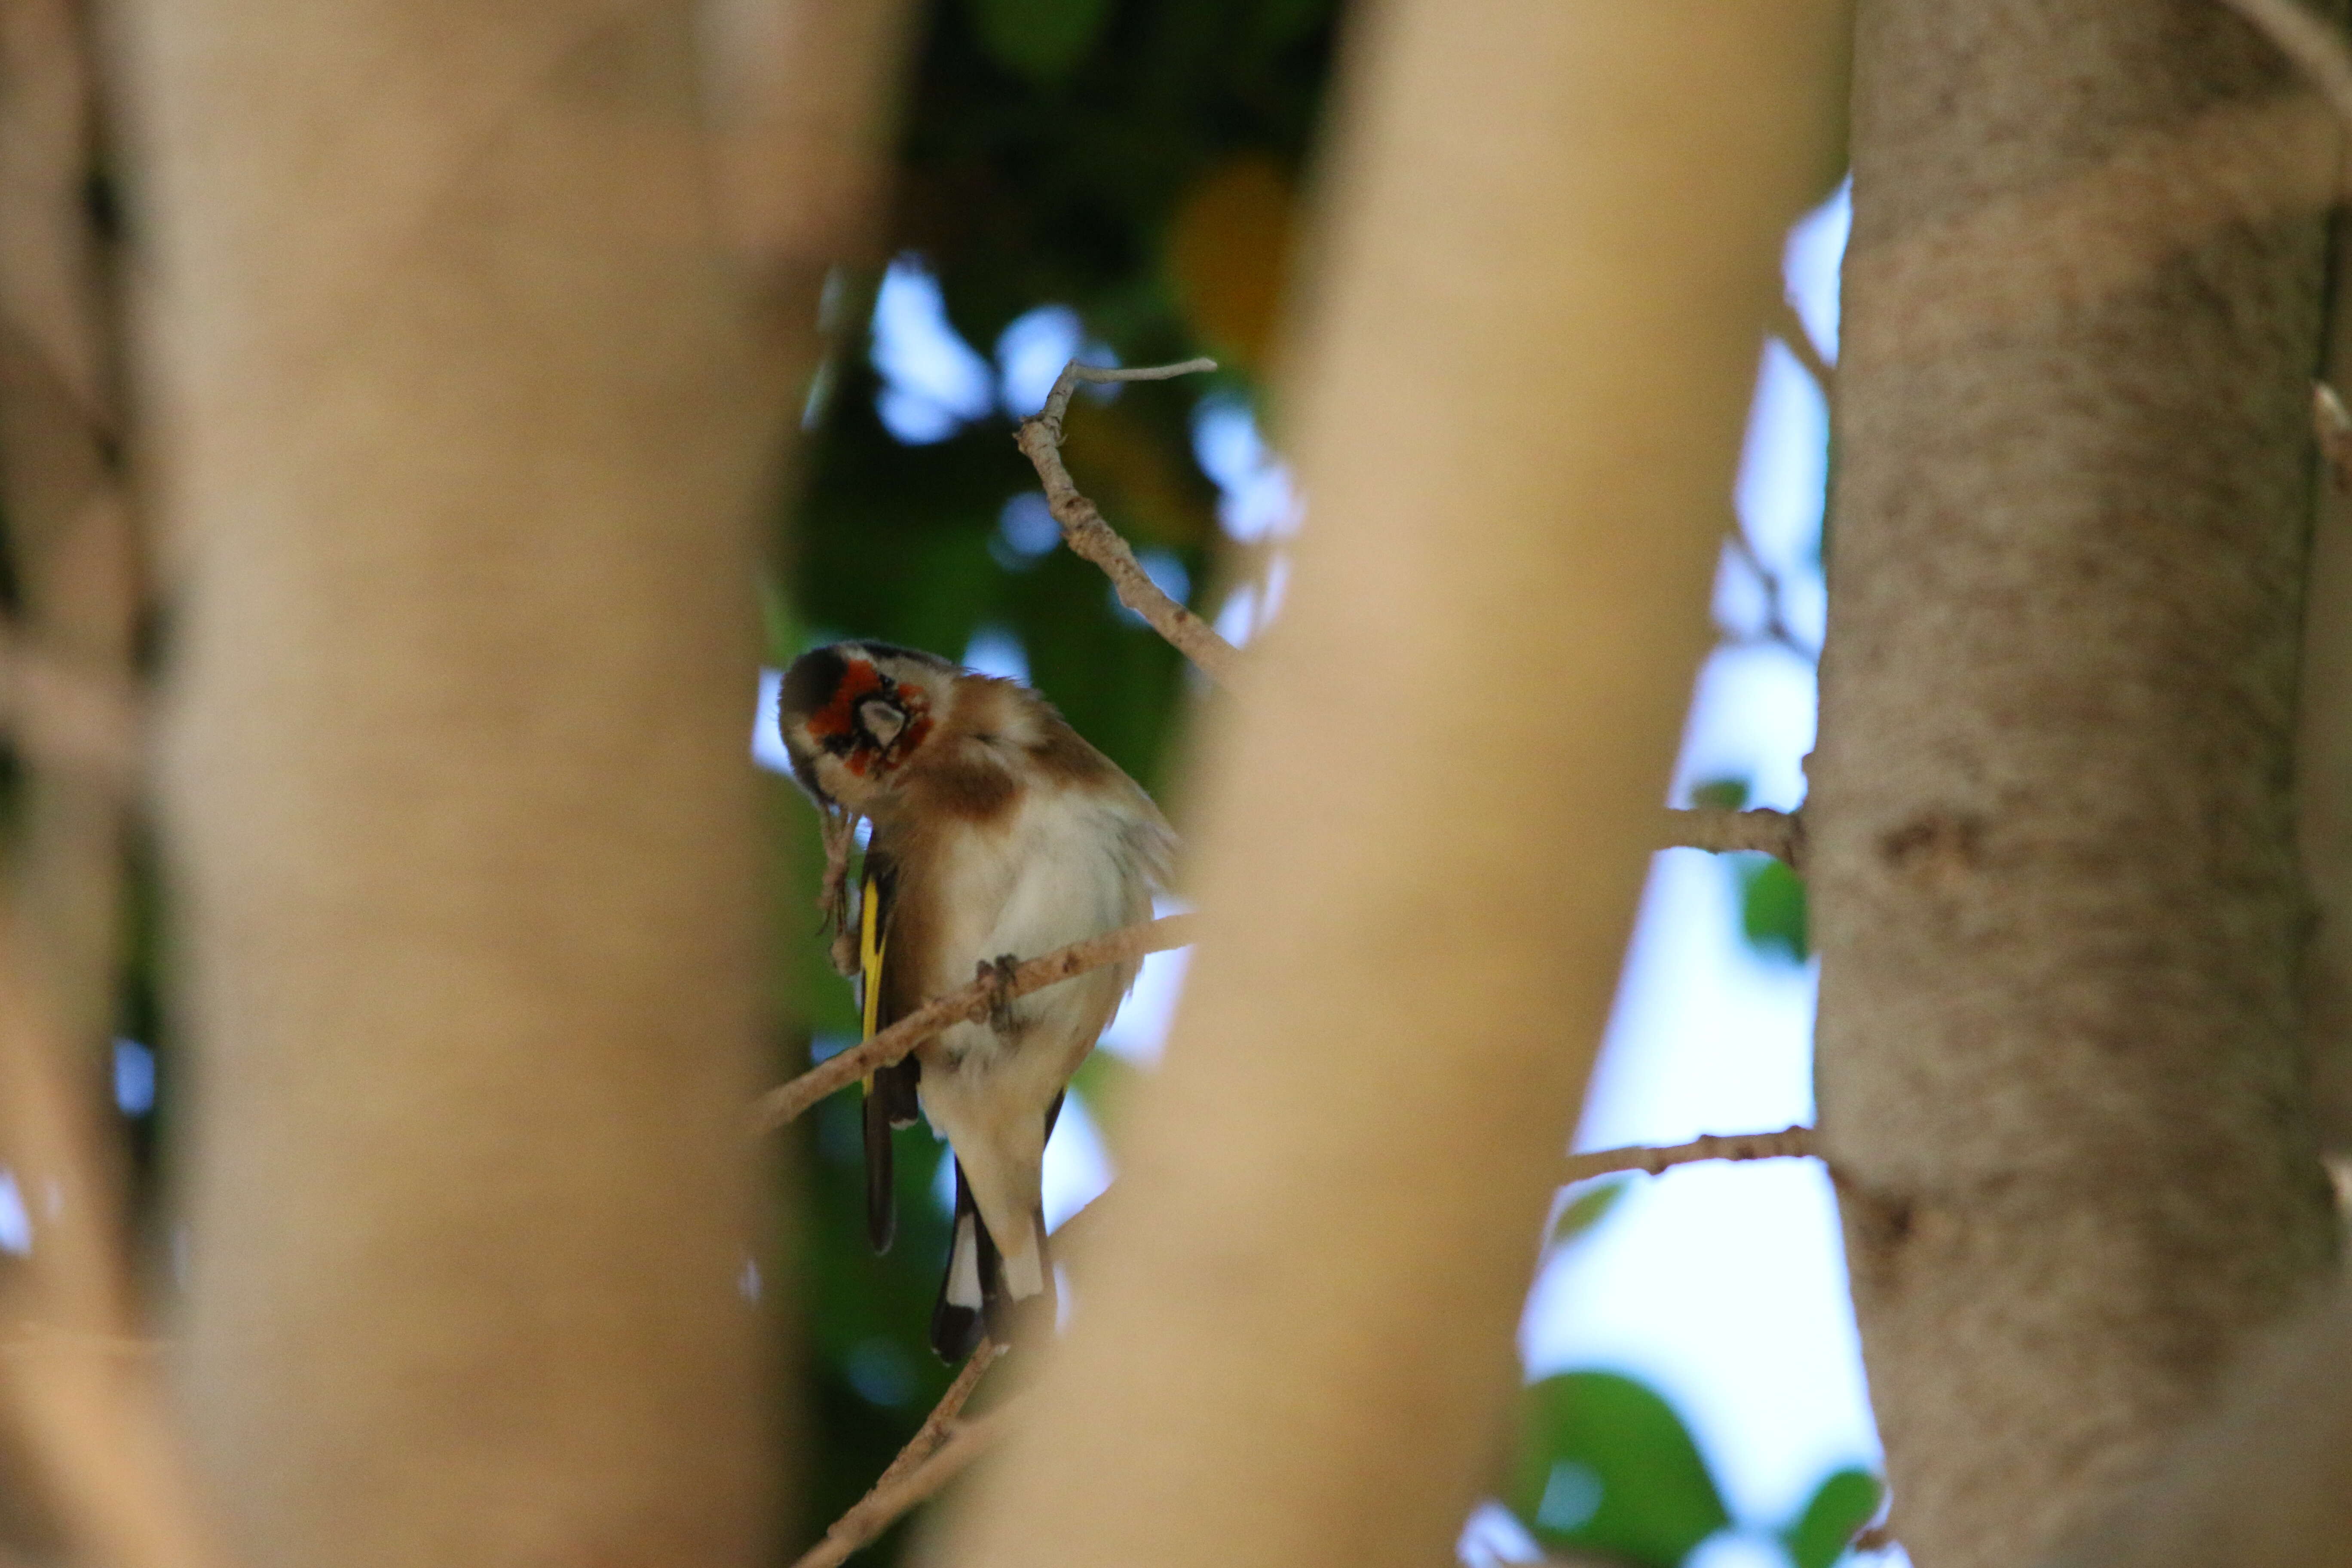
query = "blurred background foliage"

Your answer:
(41, 0), (1866, 1562)
(767, 0), (1338, 1544)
